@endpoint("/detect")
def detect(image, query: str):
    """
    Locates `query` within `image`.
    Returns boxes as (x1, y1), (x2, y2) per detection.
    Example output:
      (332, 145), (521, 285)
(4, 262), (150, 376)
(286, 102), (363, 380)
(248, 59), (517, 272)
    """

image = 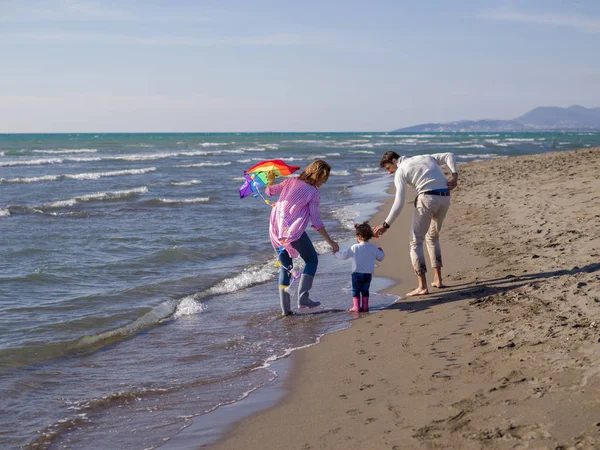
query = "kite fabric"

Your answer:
(239, 159), (300, 199)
